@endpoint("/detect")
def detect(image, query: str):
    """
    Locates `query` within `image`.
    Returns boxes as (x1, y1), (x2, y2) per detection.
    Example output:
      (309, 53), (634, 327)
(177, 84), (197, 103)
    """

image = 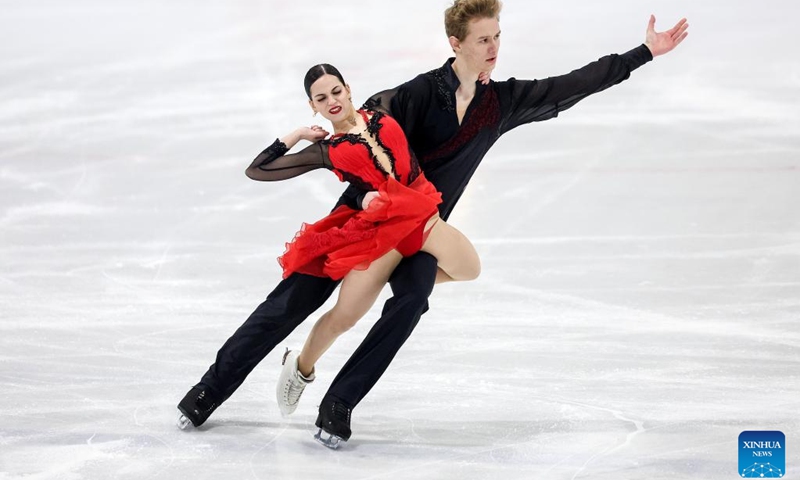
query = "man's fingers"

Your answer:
(648, 14), (656, 31)
(671, 23), (689, 41)
(667, 18), (687, 35)
(674, 31), (688, 47)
